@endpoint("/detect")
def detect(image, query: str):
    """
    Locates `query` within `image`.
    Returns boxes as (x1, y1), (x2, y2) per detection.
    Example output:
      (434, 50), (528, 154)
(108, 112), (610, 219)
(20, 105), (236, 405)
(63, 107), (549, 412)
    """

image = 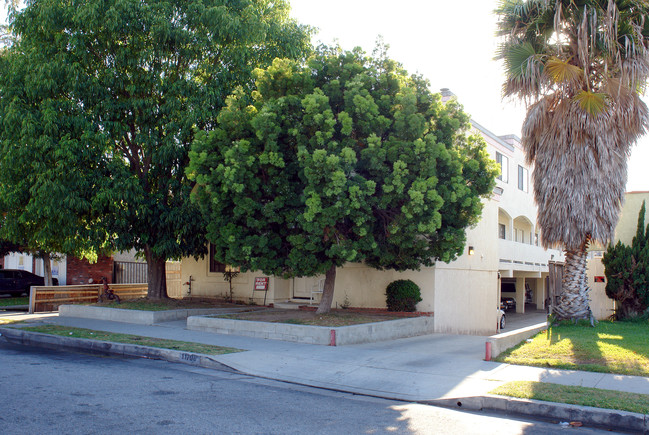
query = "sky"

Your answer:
(0, 1), (647, 191)
(288, 0), (649, 193)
